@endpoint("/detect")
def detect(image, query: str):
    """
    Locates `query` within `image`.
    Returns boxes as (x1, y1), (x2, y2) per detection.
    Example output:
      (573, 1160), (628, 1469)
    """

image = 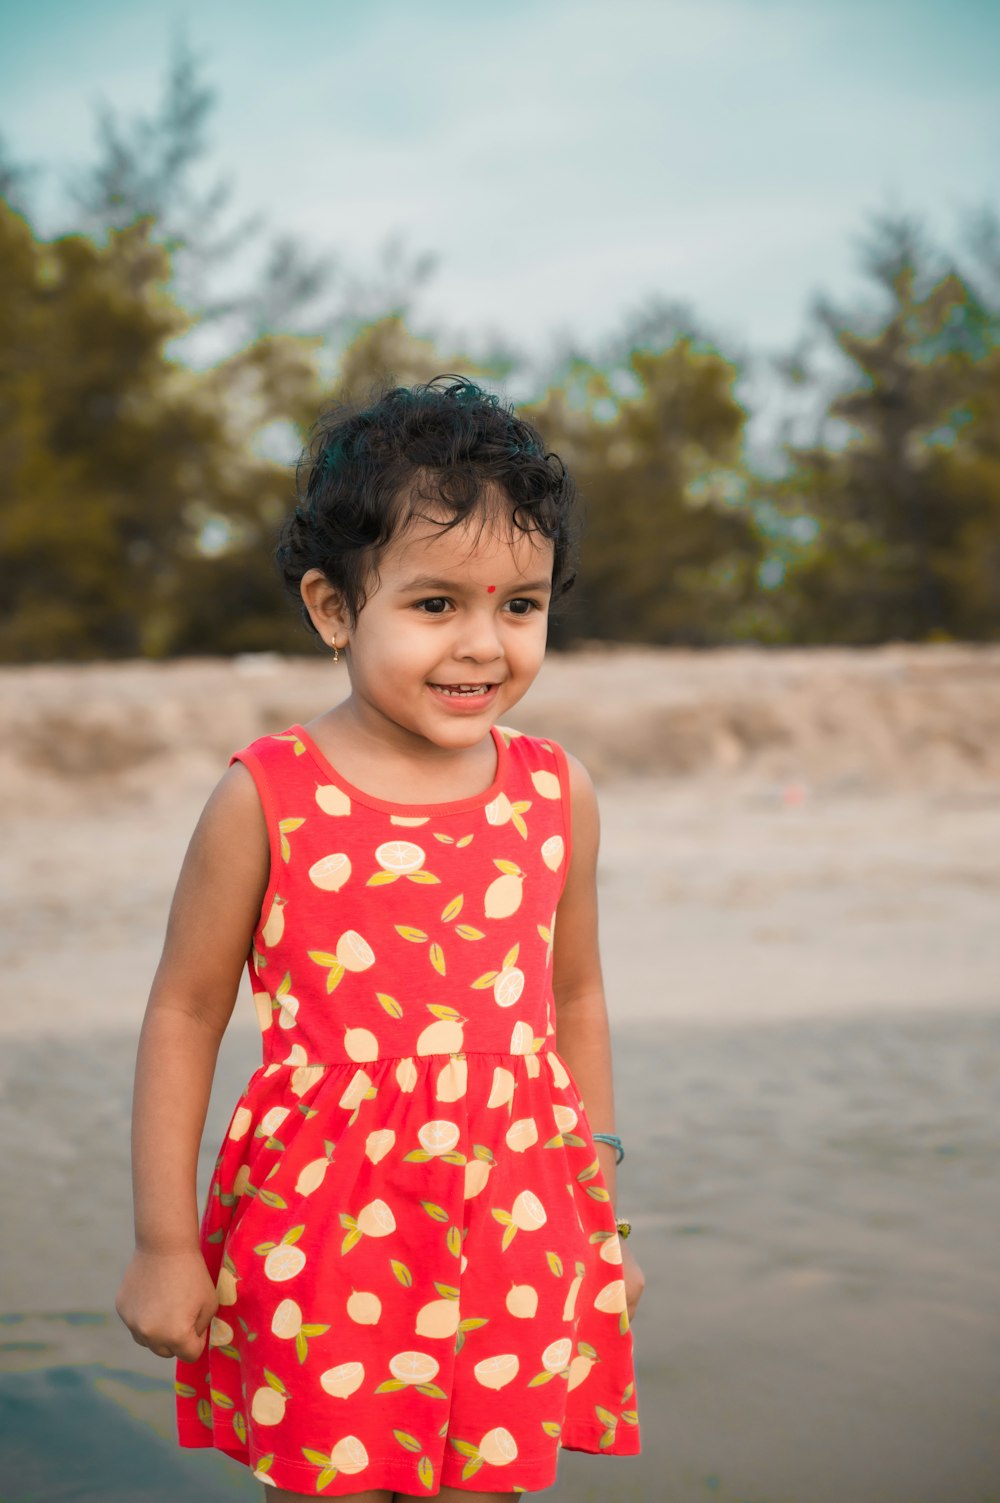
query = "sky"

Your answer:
(1, 0), (998, 457)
